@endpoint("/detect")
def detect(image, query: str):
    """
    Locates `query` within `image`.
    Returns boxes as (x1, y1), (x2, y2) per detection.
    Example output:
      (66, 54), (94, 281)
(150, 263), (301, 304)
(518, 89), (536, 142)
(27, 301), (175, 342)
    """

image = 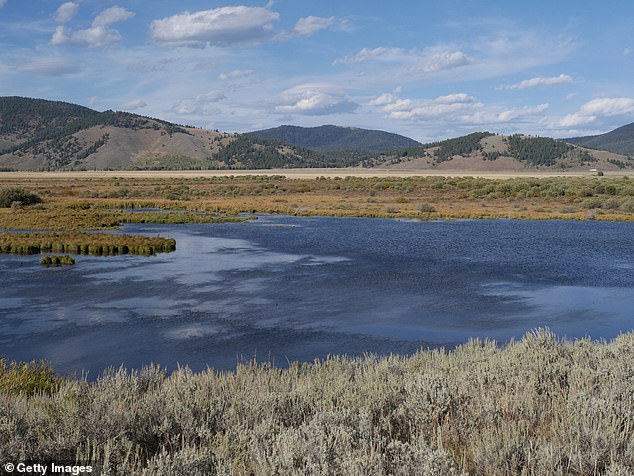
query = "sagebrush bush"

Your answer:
(0, 329), (632, 475)
(0, 187), (42, 208)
